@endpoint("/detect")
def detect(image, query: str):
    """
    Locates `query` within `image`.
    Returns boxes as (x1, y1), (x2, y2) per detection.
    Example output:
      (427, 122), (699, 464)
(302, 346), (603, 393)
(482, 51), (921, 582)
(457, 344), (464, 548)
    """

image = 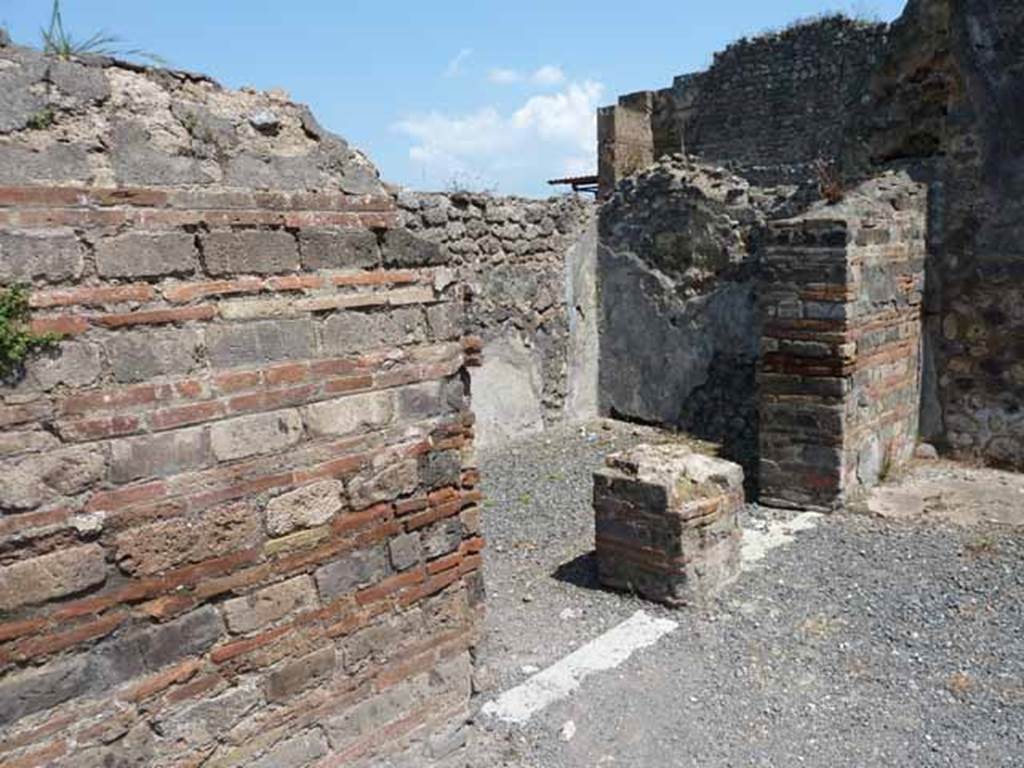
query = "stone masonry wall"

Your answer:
(677, 16), (888, 185)
(759, 173), (926, 511)
(399, 191), (593, 446)
(0, 44), (483, 768)
(598, 16), (888, 195)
